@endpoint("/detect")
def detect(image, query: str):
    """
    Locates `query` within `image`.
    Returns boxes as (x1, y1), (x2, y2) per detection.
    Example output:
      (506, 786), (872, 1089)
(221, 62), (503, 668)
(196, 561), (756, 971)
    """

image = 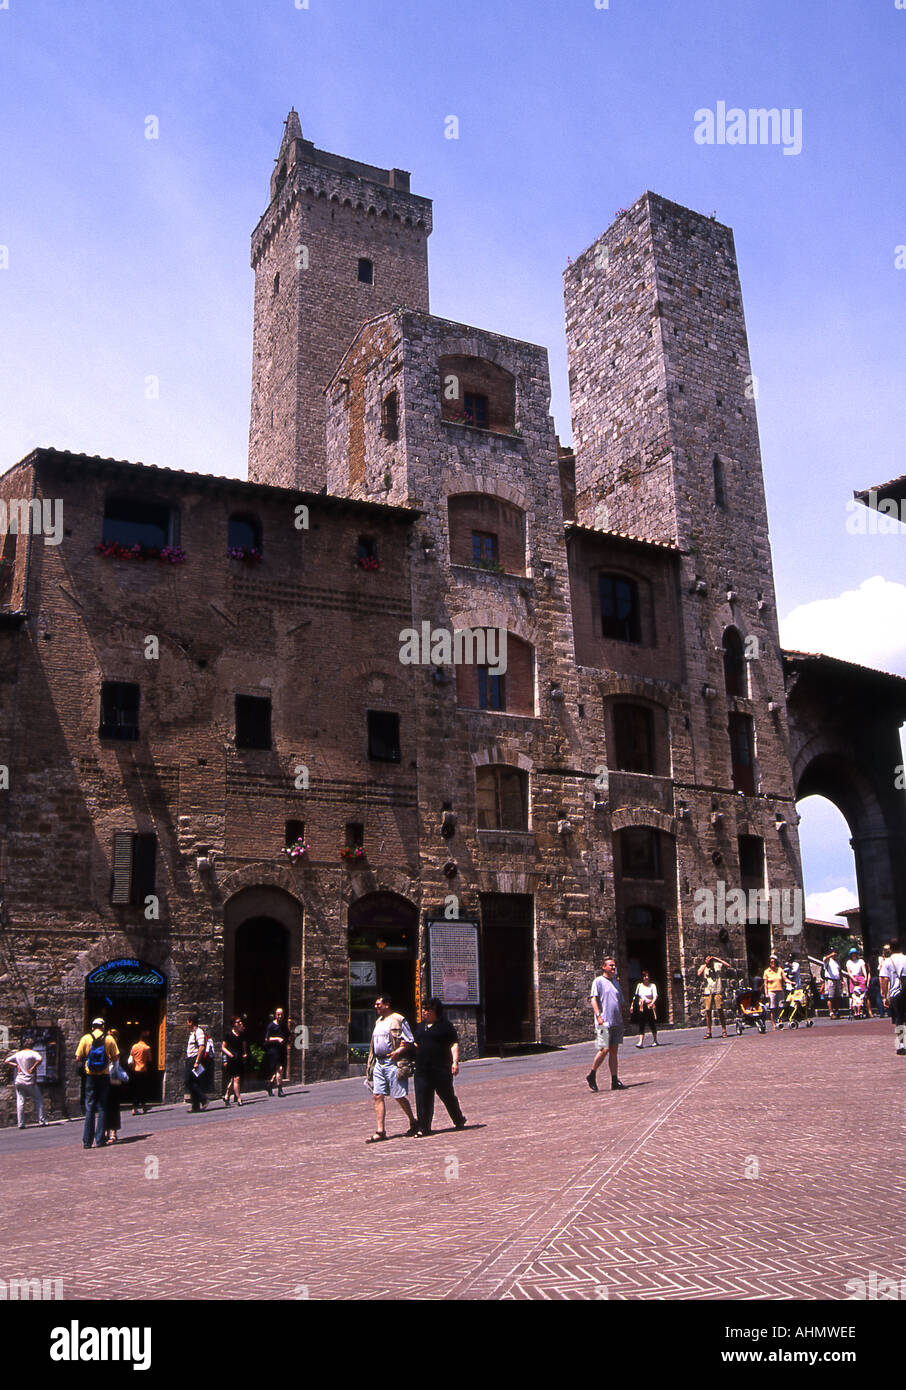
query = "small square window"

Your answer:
(285, 819), (305, 848)
(100, 682), (140, 742)
(346, 822), (364, 850)
(367, 710), (400, 762)
(358, 258), (374, 285)
(477, 667), (506, 711)
(235, 694), (272, 750)
(464, 393), (488, 429)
